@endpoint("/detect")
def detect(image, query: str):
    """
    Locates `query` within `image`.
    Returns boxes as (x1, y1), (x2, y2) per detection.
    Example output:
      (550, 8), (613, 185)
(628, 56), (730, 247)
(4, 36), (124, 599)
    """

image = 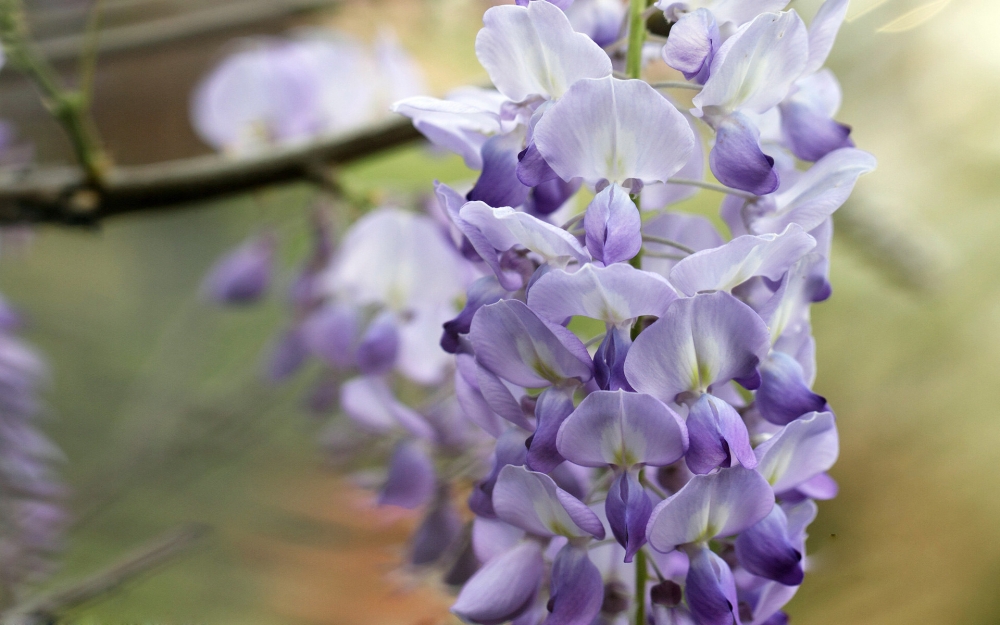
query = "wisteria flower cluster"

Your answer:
(202, 1), (875, 624)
